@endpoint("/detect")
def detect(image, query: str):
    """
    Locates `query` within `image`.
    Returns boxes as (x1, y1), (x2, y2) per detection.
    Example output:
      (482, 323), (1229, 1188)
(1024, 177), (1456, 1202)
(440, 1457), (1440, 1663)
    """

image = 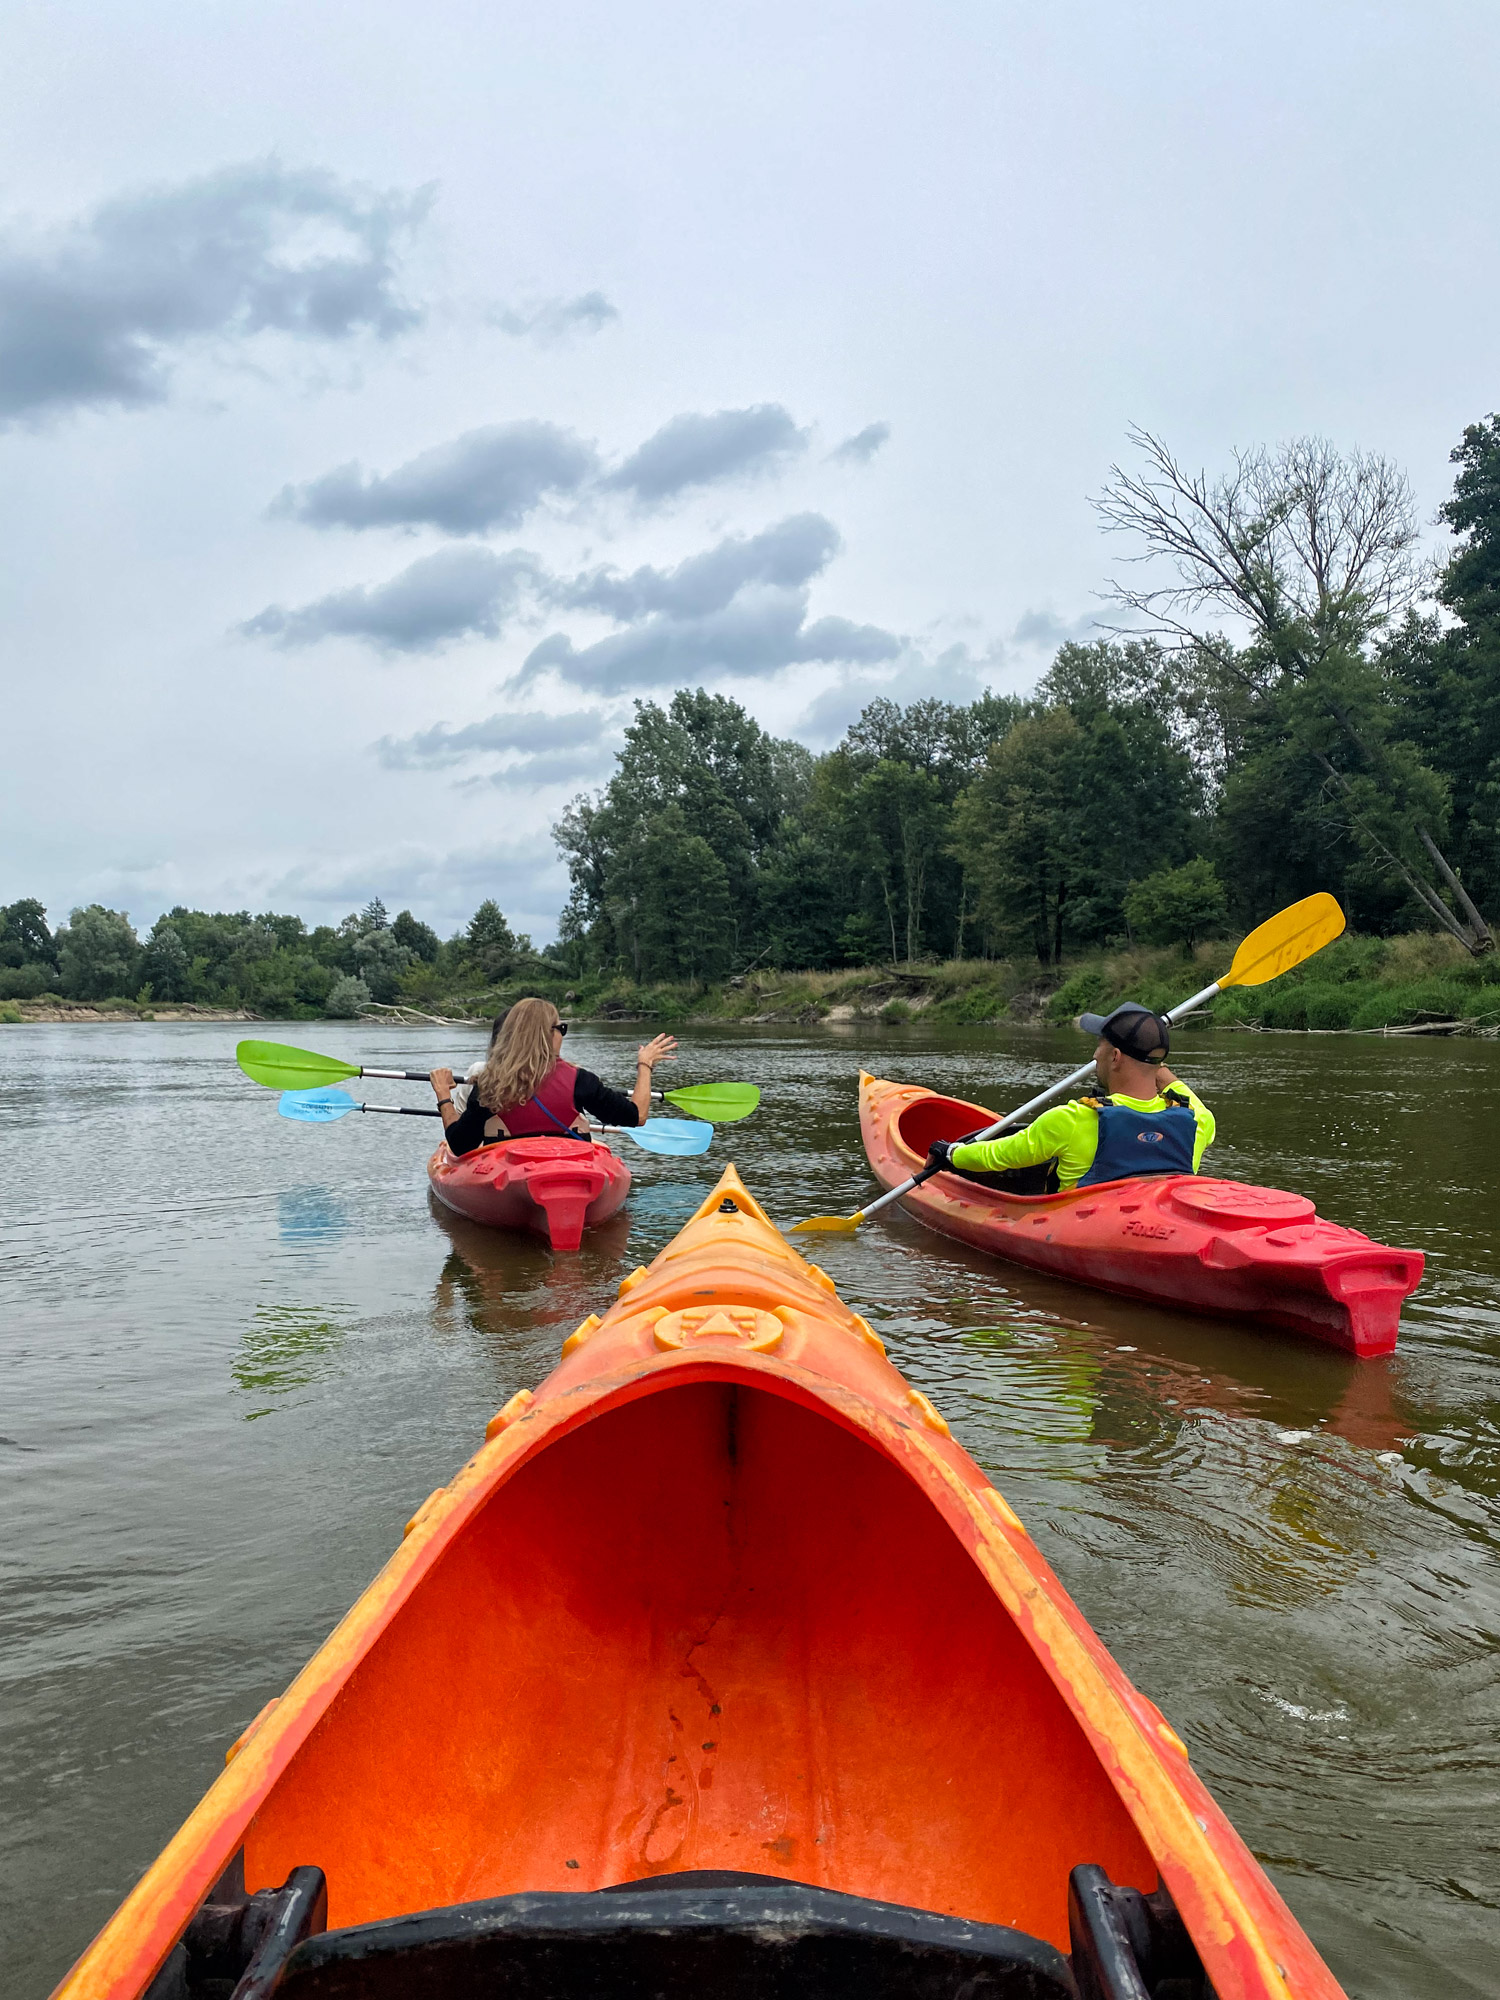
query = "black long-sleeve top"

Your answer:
(443, 1068), (641, 1157)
